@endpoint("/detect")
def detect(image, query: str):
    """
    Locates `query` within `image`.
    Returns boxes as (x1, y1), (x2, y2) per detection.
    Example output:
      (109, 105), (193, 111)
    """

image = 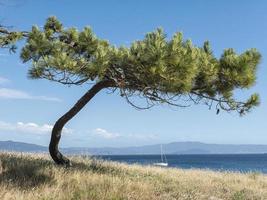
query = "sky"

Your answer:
(0, 0), (267, 148)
